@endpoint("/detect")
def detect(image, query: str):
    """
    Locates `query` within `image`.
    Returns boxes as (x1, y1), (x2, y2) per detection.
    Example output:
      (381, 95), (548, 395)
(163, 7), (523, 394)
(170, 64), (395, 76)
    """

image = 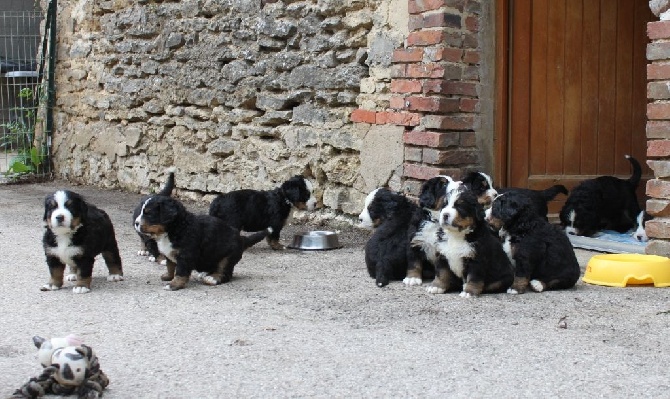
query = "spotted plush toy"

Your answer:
(9, 335), (109, 399)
